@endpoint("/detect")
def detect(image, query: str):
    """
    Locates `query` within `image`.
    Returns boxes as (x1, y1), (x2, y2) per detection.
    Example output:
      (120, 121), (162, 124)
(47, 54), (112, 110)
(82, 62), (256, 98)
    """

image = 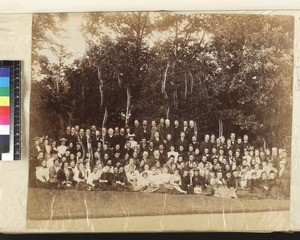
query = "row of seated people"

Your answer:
(35, 150), (290, 199)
